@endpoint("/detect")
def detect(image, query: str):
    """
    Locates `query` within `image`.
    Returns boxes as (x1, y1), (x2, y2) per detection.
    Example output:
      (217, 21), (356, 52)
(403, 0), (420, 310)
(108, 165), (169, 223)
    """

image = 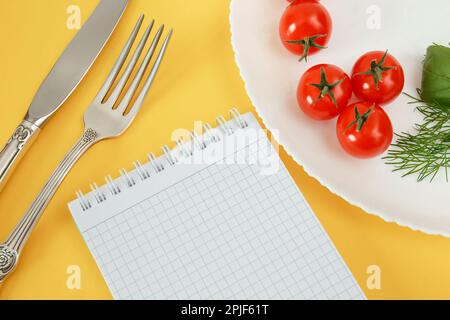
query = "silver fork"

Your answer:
(0, 16), (172, 283)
